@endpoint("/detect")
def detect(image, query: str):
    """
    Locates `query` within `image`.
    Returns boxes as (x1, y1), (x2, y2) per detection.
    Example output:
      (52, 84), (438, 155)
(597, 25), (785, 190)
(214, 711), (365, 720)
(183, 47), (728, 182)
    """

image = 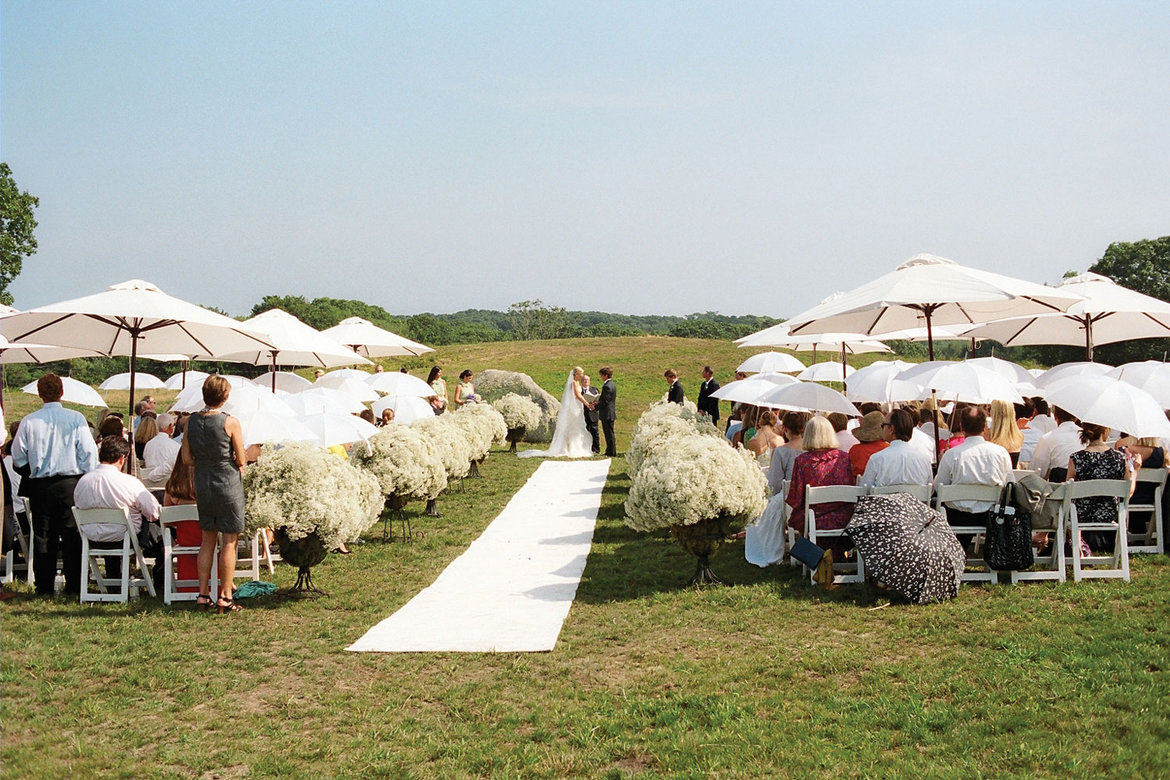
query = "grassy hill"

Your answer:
(3, 337), (1168, 778)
